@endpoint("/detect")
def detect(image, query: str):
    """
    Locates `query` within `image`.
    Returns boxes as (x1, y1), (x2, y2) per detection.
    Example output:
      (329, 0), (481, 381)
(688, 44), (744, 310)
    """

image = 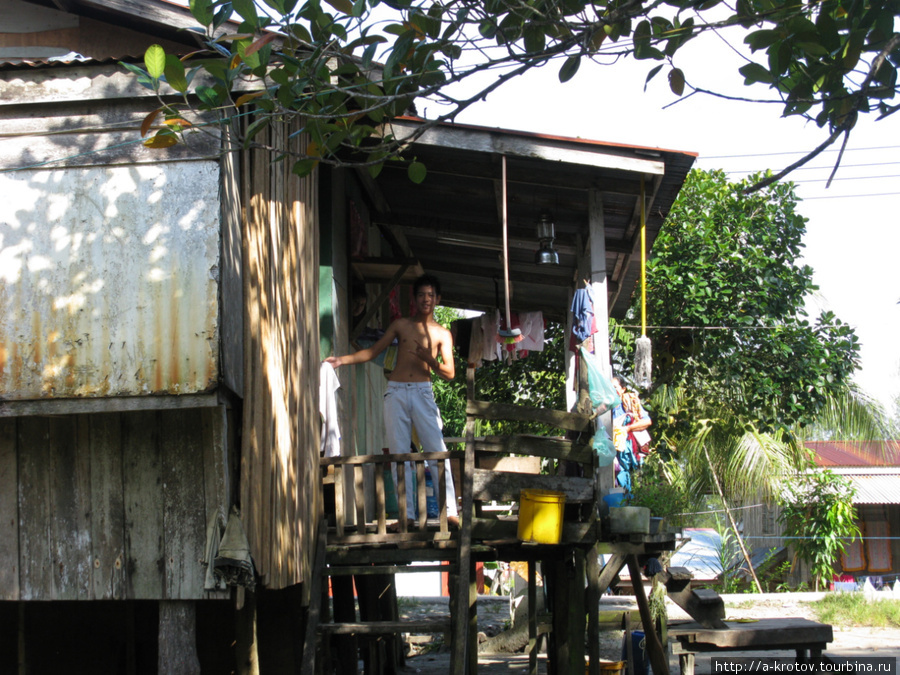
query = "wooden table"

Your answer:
(669, 618), (833, 675)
